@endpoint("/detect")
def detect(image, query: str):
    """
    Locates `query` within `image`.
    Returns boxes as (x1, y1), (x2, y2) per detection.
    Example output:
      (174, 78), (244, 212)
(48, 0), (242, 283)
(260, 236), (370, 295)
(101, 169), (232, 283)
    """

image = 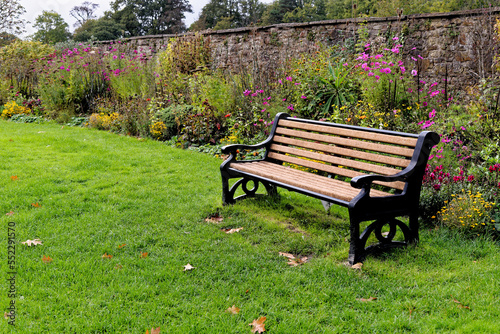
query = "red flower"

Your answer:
(225, 114), (231, 117)
(467, 175), (474, 182)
